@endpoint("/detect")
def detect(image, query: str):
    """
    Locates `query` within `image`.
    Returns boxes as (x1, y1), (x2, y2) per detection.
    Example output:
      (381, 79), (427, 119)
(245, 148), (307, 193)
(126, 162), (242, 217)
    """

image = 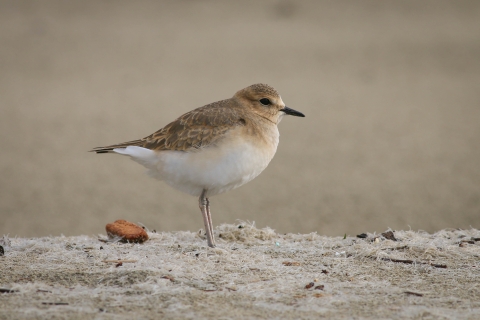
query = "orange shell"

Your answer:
(105, 219), (148, 243)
